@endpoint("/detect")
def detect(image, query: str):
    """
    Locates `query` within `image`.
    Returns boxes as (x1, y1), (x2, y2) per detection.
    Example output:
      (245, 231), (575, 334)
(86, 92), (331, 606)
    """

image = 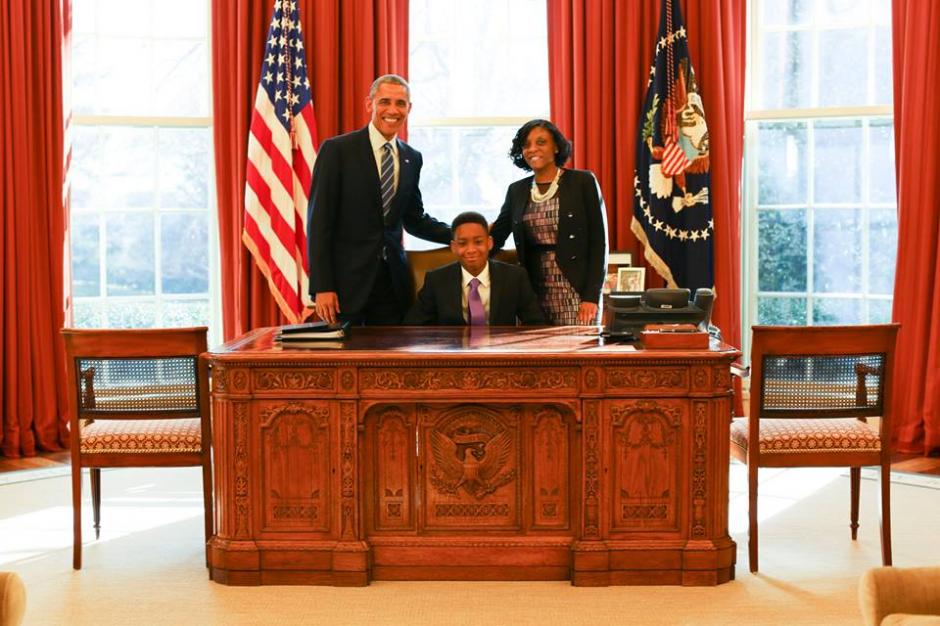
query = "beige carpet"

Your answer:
(2, 466), (939, 626)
